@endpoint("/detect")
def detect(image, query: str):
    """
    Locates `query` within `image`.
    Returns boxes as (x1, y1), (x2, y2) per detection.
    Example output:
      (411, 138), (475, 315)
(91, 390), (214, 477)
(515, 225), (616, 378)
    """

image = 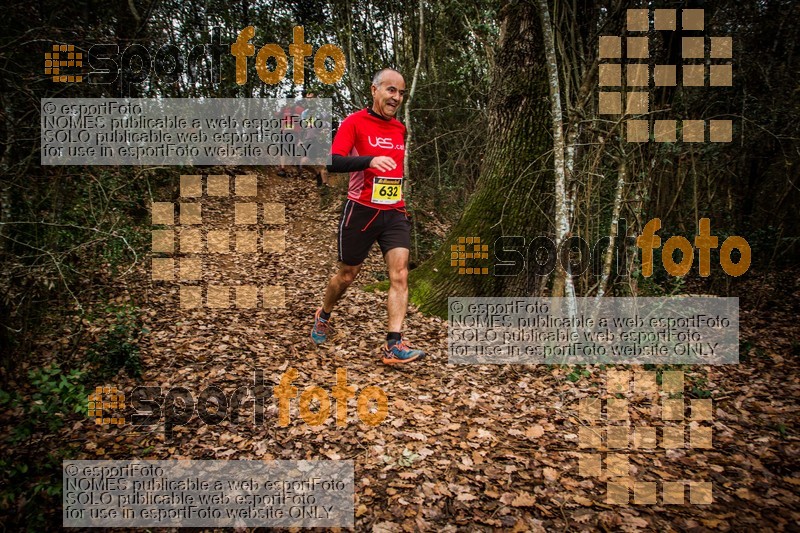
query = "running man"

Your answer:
(310, 68), (425, 365)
